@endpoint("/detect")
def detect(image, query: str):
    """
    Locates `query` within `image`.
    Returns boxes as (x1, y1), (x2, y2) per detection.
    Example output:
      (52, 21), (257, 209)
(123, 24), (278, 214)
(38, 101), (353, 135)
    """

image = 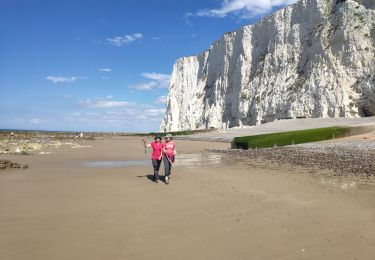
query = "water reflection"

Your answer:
(175, 152), (228, 168)
(318, 175), (375, 190)
(82, 160), (149, 168)
(320, 178), (357, 190)
(80, 153), (227, 168)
